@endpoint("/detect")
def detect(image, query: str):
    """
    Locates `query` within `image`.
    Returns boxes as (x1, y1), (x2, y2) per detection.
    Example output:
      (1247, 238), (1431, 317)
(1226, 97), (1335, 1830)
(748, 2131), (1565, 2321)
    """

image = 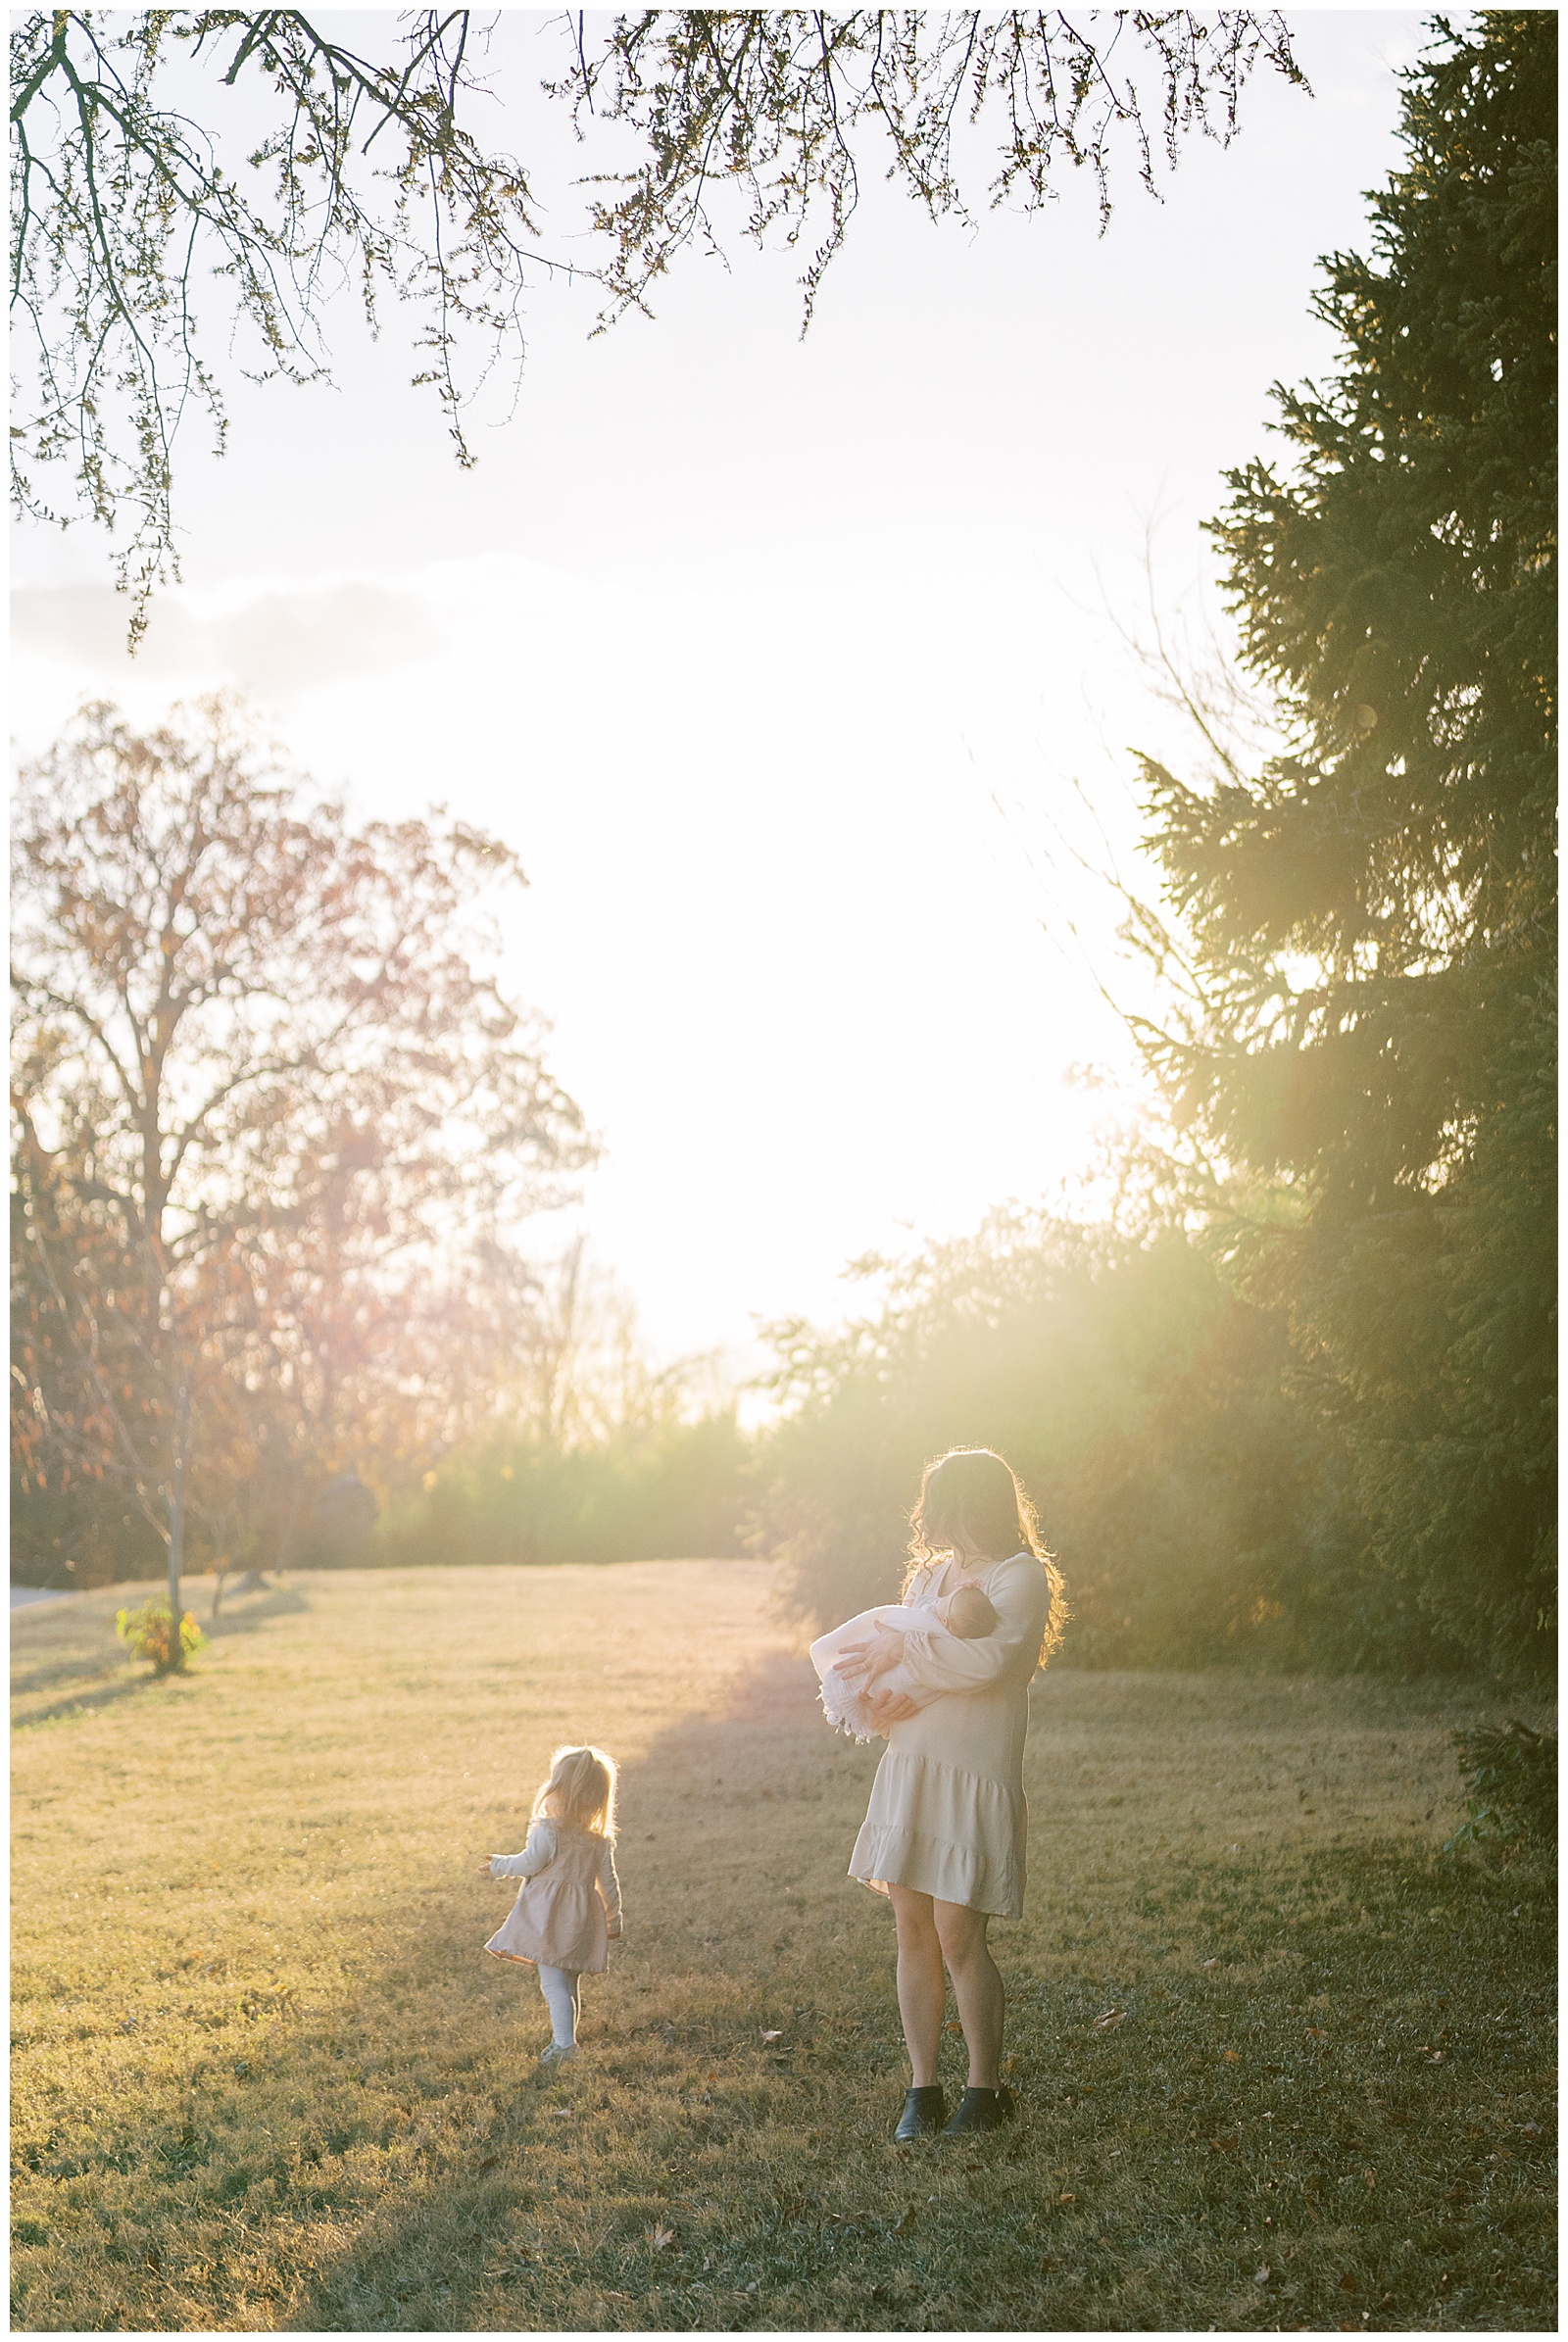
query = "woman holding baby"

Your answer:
(828, 1446), (1063, 2140)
